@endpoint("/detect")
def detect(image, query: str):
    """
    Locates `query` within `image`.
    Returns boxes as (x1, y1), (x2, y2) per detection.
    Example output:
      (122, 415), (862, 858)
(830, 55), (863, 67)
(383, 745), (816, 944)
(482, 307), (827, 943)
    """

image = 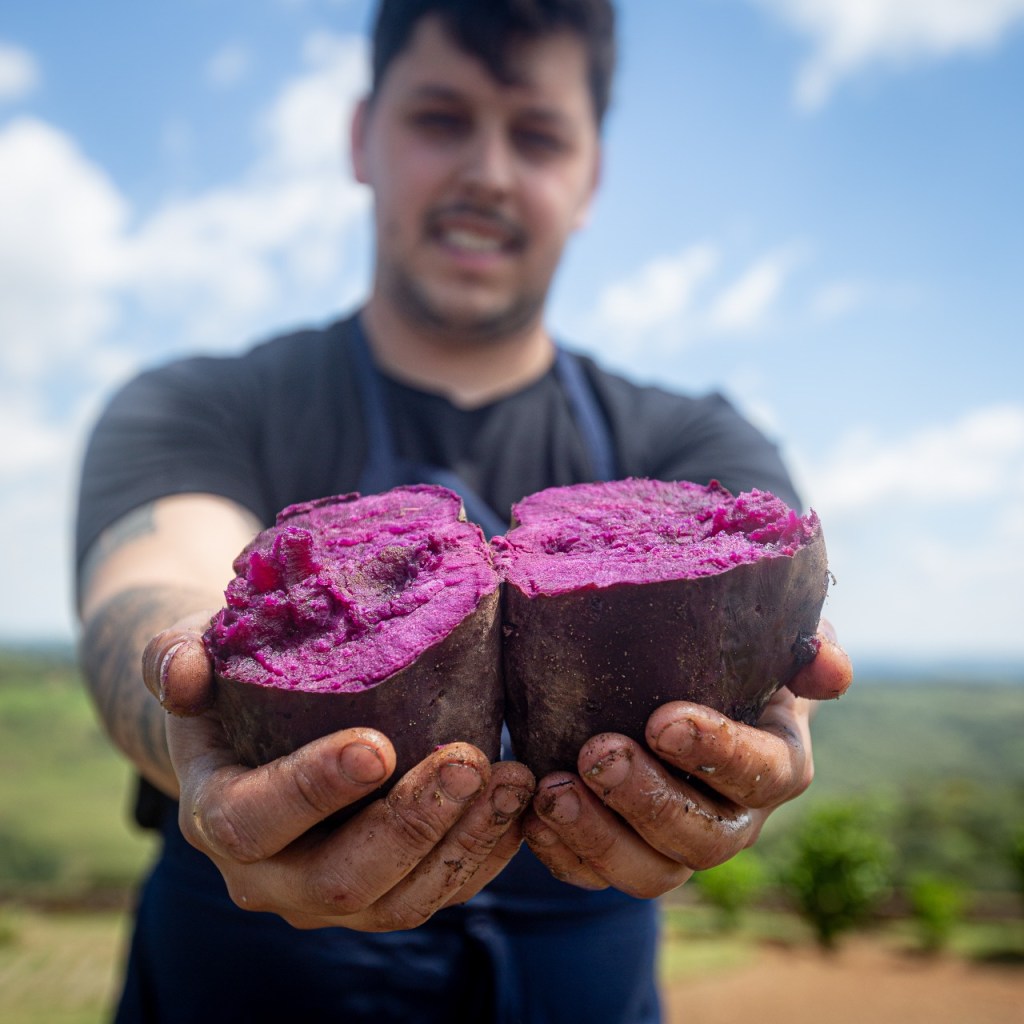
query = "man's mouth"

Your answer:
(442, 229), (504, 253)
(427, 205), (525, 256)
